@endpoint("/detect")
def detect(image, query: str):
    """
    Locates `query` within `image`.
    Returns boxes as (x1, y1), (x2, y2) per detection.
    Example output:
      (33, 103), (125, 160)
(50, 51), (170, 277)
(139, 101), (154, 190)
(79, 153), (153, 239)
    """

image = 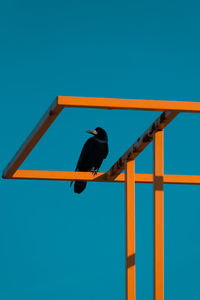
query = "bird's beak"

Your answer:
(86, 129), (98, 135)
